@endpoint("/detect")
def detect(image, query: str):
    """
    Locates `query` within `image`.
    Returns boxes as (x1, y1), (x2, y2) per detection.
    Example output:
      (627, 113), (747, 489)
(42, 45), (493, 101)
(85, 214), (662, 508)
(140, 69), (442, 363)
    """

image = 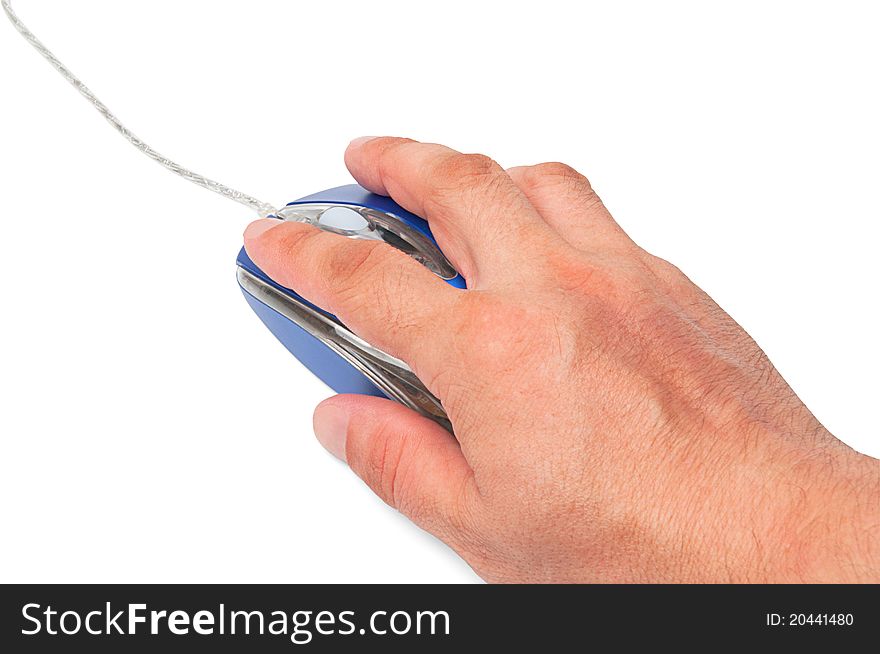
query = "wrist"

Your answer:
(764, 440), (879, 583)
